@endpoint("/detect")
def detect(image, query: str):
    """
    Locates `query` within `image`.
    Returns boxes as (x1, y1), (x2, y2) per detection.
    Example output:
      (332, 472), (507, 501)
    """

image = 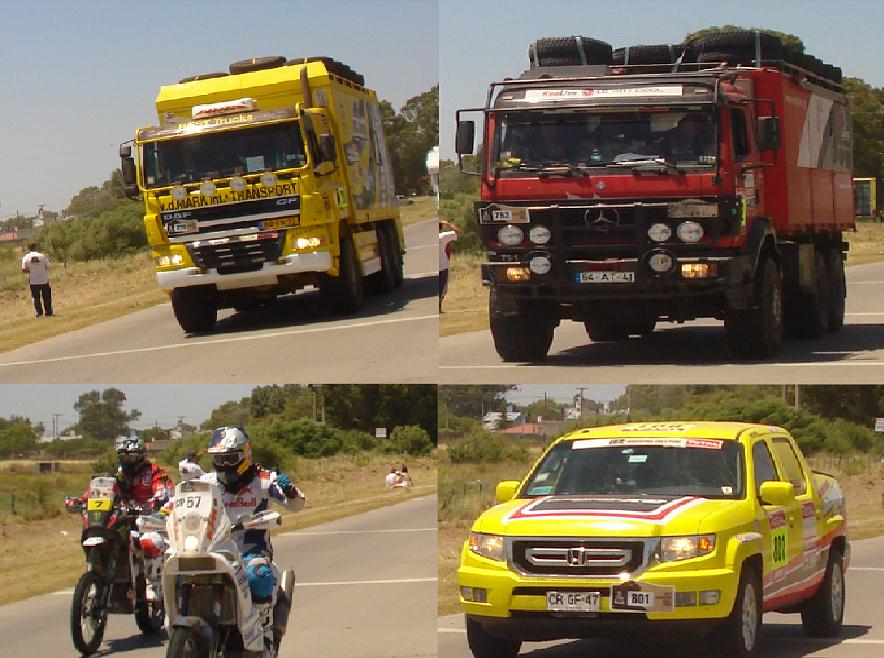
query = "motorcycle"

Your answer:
(68, 475), (166, 656)
(163, 478), (295, 658)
